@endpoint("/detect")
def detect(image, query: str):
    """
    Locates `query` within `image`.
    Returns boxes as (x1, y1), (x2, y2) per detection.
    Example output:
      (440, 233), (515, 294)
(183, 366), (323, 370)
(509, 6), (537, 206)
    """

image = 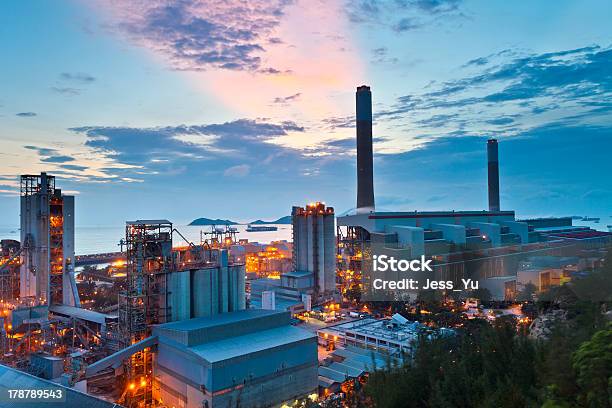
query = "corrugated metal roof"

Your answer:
(187, 325), (315, 363)
(154, 309), (292, 346)
(49, 305), (113, 325)
(0, 364), (120, 408)
(327, 362), (364, 378)
(155, 309), (282, 332)
(318, 377), (336, 388)
(332, 347), (396, 369)
(318, 366), (348, 383)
